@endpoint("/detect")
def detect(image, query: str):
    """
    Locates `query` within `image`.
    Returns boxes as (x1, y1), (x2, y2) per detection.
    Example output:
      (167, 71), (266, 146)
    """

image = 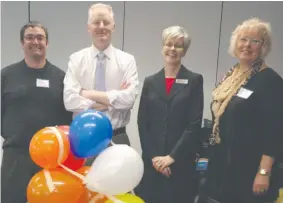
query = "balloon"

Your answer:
(58, 126), (86, 170)
(62, 148), (87, 171)
(76, 166), (108, 203)
(106, 194), (144, 203)
(69, 110), (113, 158)
(76, 166), (91, 176)
(27, 168), (88, 203)
(85, 145), (144, 195)
(29, 127), (70, 169)
(57, 125), (70, 132)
